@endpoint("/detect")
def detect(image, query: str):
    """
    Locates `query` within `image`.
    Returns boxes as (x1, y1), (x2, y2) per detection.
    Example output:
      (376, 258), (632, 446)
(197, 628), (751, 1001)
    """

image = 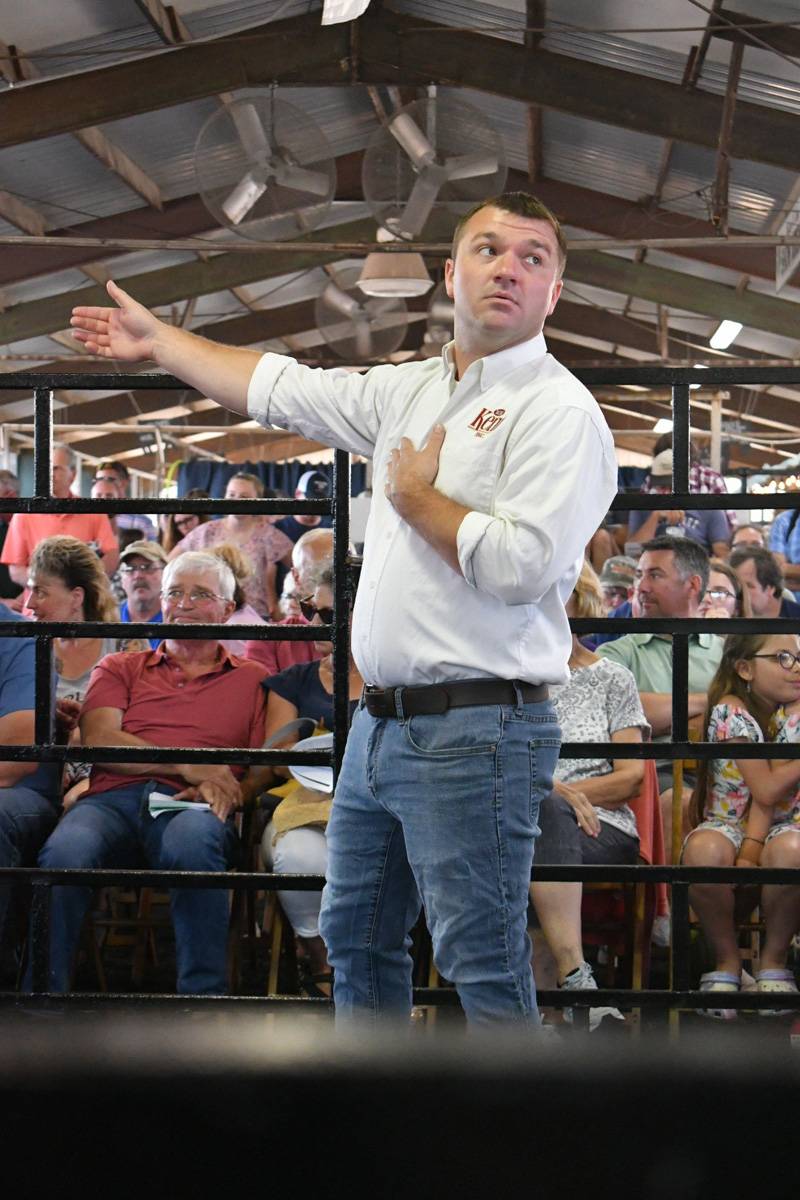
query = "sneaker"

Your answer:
(559, 961), (625, 1032)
